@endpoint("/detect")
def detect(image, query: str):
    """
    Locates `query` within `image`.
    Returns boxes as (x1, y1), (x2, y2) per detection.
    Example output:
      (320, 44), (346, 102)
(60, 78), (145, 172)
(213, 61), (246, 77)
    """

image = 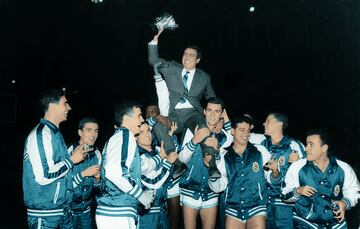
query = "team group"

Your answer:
(22, 29), (360, 229)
